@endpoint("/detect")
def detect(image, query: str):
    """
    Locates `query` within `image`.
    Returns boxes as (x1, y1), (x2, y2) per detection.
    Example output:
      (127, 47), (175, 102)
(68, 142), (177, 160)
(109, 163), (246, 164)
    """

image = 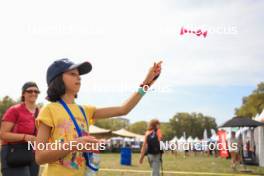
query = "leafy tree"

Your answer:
(128, 120), (174, 141)
(235, 82), (264, 118)
(128, 121), (147, 135)
(0, 96), (17, 121)
(95, 117), (129, 131)
(169, 112), (217, 139)
(160, 122), (174, 141)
